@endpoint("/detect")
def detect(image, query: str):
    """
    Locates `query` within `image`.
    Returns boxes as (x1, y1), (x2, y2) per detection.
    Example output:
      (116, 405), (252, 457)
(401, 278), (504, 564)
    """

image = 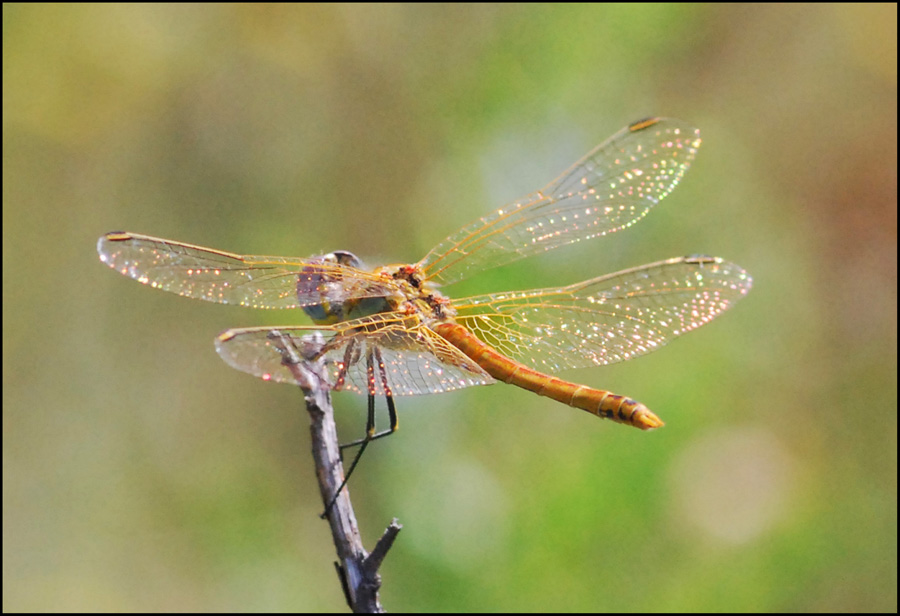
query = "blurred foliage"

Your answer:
(3, 3), (896, 612)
